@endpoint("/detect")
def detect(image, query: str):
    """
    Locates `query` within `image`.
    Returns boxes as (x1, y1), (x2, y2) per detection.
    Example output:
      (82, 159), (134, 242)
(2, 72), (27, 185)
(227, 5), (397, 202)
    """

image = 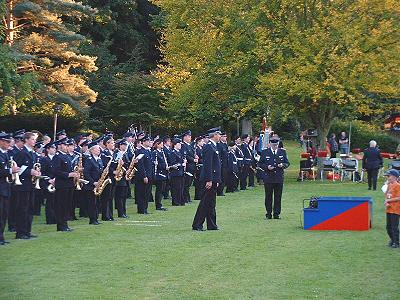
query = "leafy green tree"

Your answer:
(2, 0), (98, 113)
